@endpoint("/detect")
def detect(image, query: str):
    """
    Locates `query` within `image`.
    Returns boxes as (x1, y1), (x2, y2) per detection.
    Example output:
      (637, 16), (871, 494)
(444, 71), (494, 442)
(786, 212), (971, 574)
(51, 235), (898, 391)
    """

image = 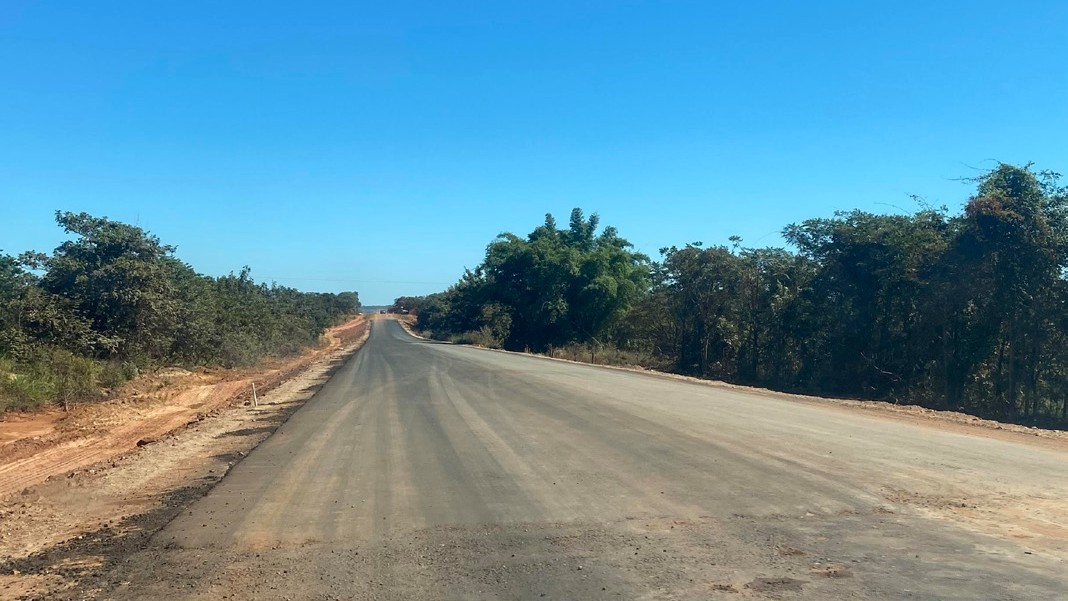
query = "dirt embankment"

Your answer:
(0, 316), (367, 500)
(0, 316), (371, 600)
